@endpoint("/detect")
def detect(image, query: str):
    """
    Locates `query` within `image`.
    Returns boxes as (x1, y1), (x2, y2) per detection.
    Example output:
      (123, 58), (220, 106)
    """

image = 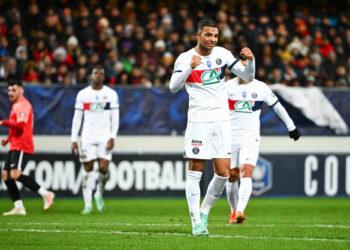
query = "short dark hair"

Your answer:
(93, 65), (105, 72)
(8, 80), (23, 87)
(198, 18), (217, 32)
